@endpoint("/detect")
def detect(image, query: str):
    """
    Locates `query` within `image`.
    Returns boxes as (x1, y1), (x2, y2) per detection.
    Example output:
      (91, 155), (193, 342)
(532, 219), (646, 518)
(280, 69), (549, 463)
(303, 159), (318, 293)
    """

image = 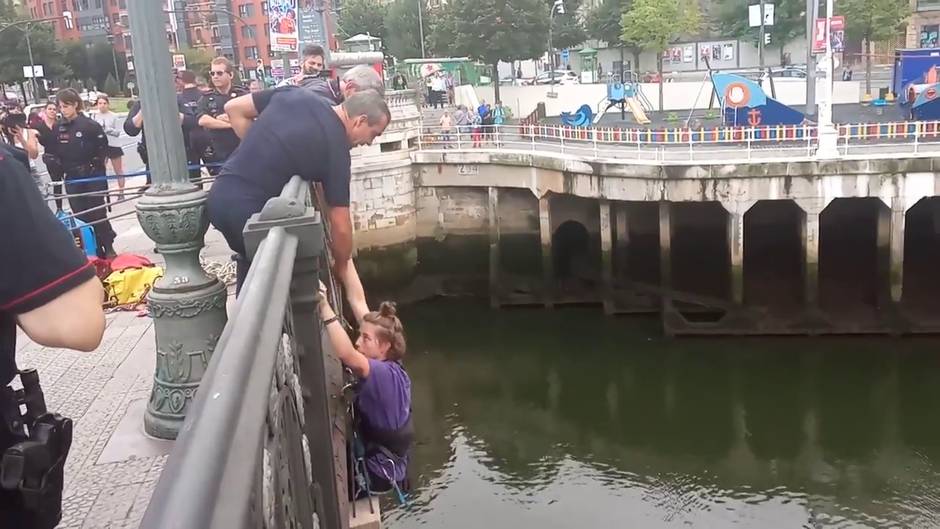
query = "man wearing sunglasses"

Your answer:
(197, 57), (248, 173)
